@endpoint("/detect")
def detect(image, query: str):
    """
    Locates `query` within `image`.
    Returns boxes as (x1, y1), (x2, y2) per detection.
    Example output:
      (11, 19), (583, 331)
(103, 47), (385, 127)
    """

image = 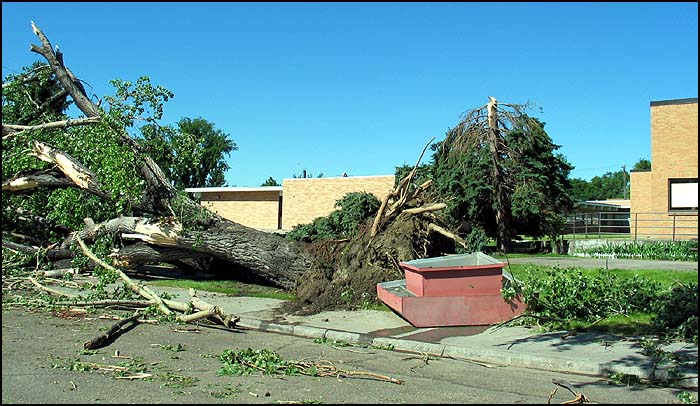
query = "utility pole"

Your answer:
(622, 165), (627, 199)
